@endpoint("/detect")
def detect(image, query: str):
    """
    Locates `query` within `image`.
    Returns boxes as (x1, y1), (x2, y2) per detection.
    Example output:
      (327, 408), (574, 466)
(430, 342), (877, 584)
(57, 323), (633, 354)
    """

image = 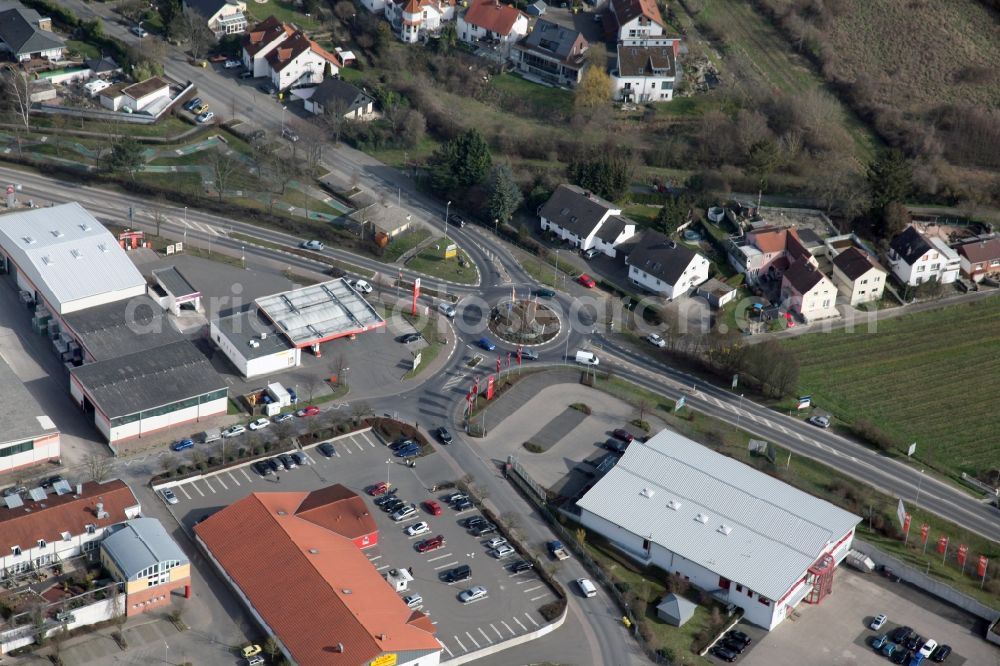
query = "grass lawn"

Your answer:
(492, 73), (574, 116)
(623, 204), (661, 227)
(27, 114), (200, 140)
(781, 296), (1000, 479)
(402, 316), (446, 379)
(246, 0), (322, 31)
(405, 237), (478, 284)
(65, 40), (99, 60)
(366, 135), (440, 169)
(382, 227), (432, 262)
